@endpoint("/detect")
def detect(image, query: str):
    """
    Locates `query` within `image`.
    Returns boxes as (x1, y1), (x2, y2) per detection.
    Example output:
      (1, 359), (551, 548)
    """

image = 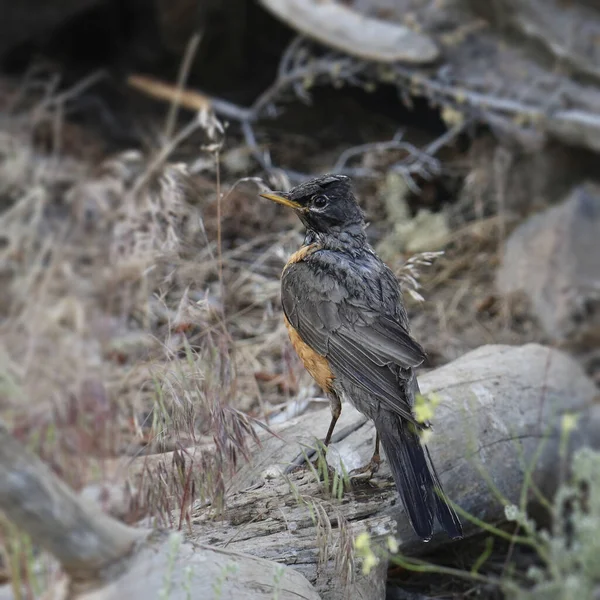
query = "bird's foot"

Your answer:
(348, 453), (381, 482)
(284, 442), (341, 488)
